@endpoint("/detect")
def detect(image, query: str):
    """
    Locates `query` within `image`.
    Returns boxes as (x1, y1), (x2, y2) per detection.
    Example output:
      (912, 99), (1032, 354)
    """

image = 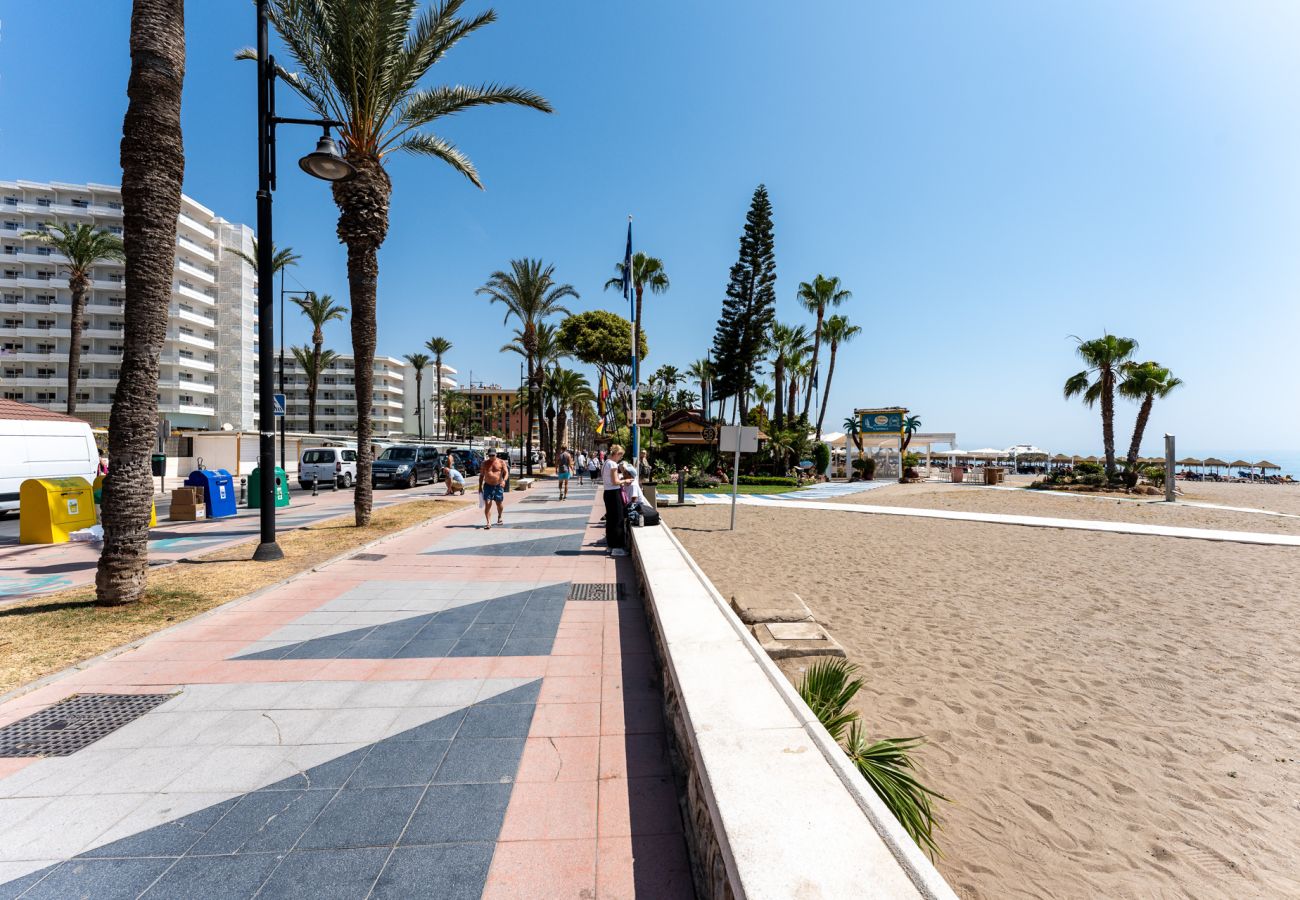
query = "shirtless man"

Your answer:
(479, 448), (508, 529)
